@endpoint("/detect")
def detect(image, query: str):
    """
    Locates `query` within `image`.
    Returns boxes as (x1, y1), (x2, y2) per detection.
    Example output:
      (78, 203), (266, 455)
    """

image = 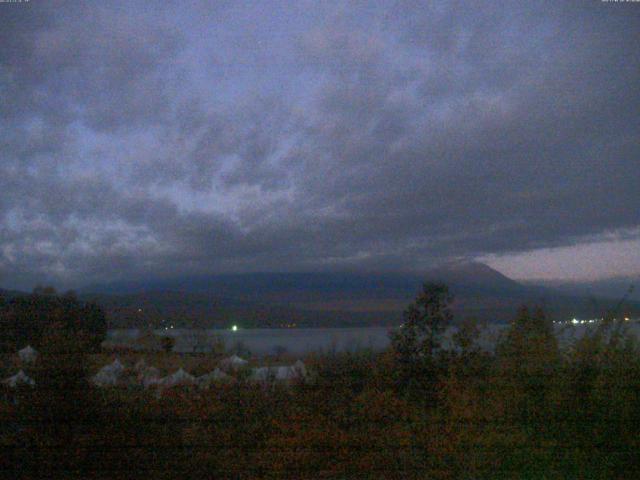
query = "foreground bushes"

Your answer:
(2, 303), (640, 477)
(0, 289), (106, 353)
